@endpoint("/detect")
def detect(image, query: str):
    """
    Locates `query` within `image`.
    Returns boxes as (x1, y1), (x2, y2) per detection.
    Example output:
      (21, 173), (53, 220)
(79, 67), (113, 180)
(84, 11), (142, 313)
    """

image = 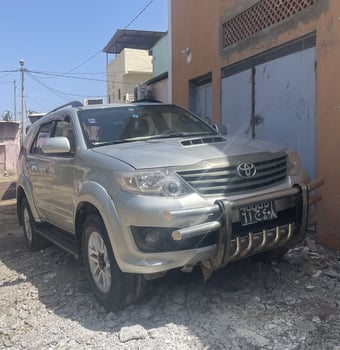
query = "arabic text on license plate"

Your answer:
(240, 201), (277, 226)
